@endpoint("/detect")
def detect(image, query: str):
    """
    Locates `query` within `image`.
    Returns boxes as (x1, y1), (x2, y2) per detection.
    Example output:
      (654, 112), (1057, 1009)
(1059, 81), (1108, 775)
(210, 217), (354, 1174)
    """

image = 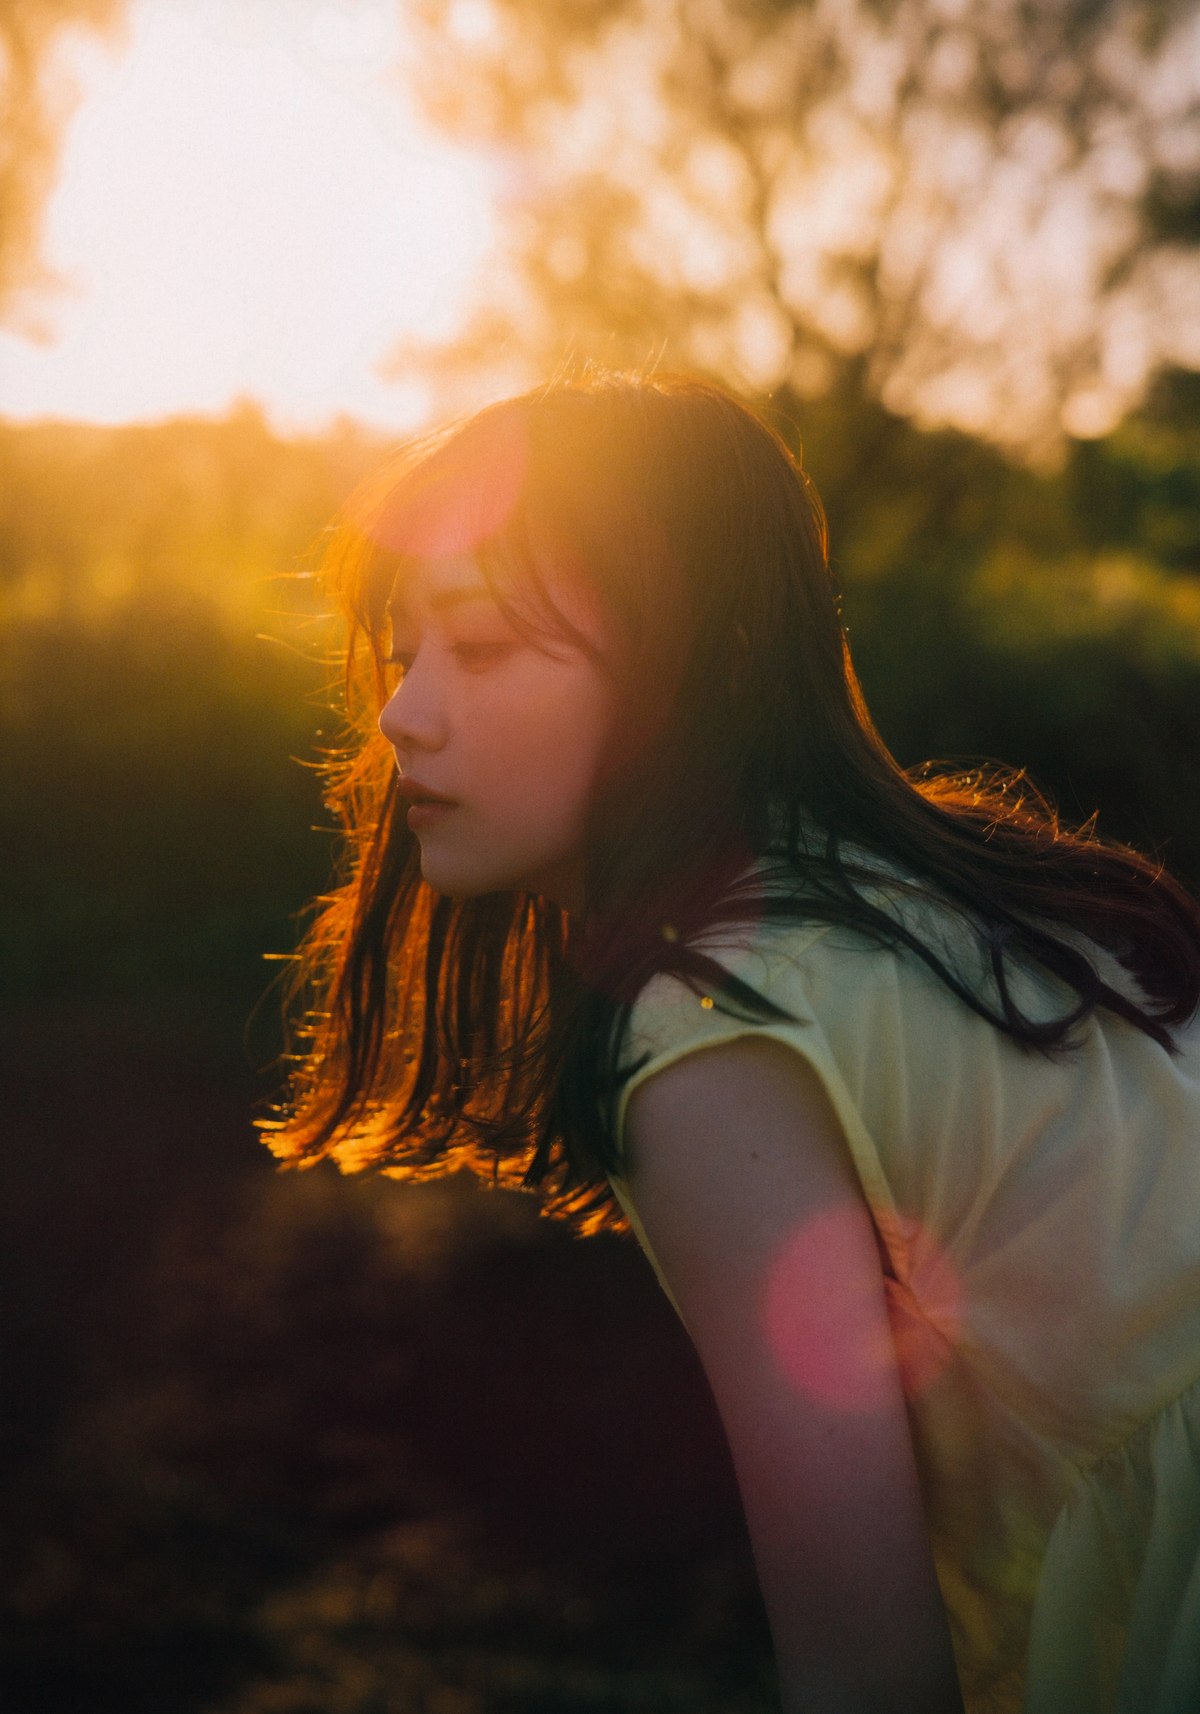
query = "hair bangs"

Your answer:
(346, 410), (610, 703)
